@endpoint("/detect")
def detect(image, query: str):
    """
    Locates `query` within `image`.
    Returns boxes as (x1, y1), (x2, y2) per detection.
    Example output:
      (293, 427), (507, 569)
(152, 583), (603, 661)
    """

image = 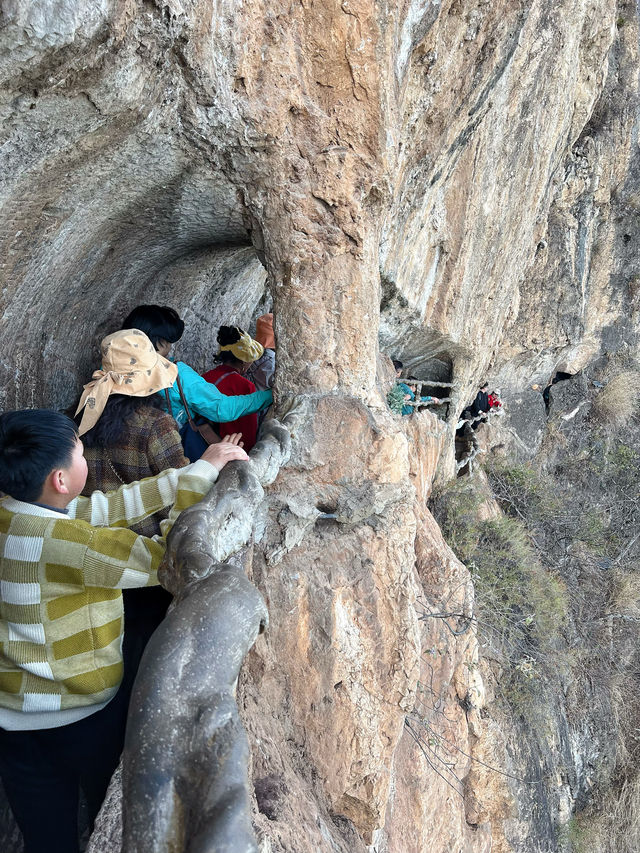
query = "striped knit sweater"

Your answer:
(0, 459), (218, 731)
